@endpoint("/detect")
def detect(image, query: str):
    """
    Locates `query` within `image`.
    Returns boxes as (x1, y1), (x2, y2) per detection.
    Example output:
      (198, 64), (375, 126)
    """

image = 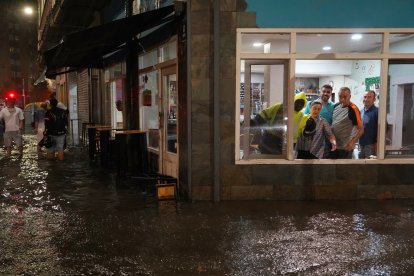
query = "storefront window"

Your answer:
(296, 33), (382, 53)
(139, 71), (159, 150)
(240, 33), (290, 54)
(108, 63), (124, 79)
(389, 33), (414, 53)
(159, 41), (177, 62)
(239, 60), (287, 159)
(138, 39), (177, 155)
(386, 63), (414, 158)
(139, 49), (158, 68)
(164, 74), (177, 154)
(236, 29), (414, 163)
